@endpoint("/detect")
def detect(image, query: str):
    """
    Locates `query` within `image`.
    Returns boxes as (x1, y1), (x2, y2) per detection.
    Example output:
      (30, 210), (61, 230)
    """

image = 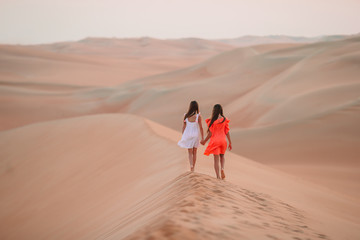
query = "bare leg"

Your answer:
(220, 154), (225, 169)
(213, 155), (220, 179)
(188, 149), (194, 171)
(220, 154), (225, 179)
(192, 148), (197, 171)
